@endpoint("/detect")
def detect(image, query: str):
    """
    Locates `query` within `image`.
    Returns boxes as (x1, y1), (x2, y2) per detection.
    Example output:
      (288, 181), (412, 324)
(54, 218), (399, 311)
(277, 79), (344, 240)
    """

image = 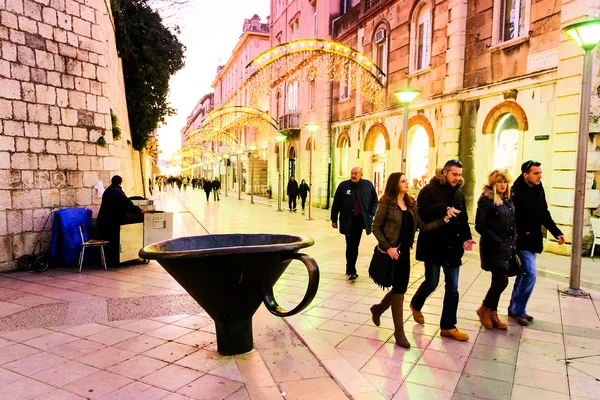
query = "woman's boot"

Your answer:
(477, 305), (493, 329)
(370, 291), (391, 326)
(391, 294), (410, 348)
(491, 311), (508, 330)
